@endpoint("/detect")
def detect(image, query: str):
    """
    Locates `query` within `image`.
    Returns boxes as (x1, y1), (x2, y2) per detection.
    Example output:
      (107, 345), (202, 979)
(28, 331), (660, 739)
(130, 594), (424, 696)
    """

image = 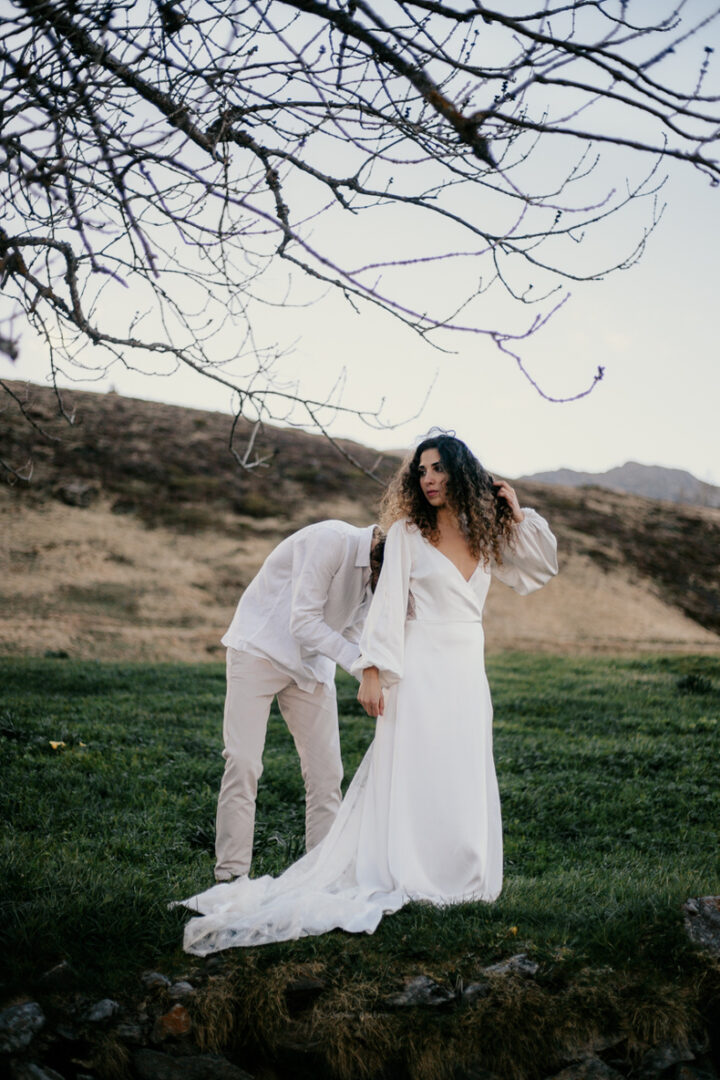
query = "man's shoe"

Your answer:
(214, 871), (246, 884)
